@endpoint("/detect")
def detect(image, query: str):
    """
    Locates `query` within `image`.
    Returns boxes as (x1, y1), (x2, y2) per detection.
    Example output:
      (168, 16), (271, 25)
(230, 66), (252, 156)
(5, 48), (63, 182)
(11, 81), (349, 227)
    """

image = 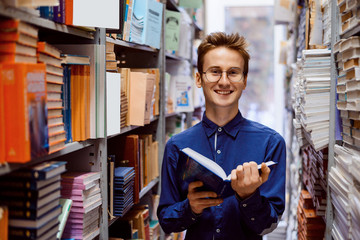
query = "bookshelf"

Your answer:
(0, 0), (202, 239)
